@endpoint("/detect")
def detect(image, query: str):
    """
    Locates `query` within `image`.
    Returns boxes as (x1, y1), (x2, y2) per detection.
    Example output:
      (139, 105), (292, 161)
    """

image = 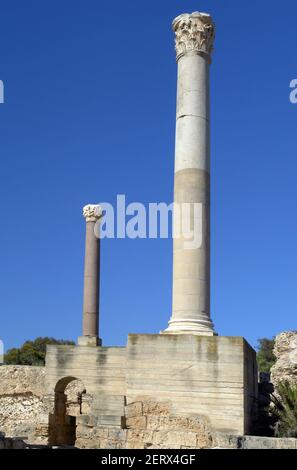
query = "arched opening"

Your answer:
(48, 377), (87, 447)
